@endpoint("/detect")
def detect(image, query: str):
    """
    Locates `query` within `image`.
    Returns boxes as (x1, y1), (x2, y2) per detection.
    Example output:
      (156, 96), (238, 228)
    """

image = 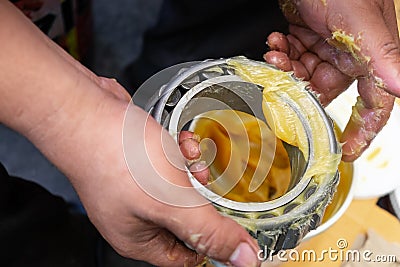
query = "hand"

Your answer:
(264, 0), (400, 161)
(46, 77), (260, 267)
